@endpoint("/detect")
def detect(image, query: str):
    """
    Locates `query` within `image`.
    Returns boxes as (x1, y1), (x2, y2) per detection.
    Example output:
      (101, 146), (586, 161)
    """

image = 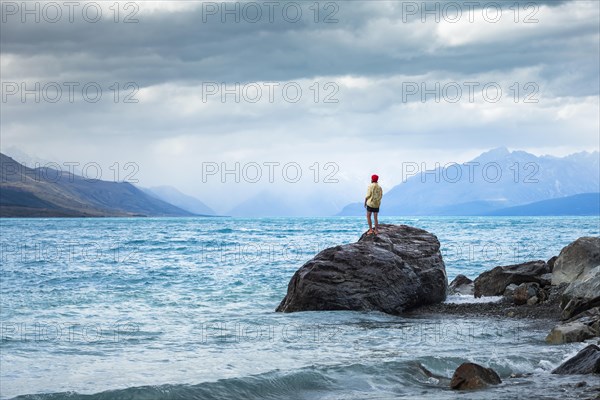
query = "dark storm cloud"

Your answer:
(1, 0), (597, 95)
